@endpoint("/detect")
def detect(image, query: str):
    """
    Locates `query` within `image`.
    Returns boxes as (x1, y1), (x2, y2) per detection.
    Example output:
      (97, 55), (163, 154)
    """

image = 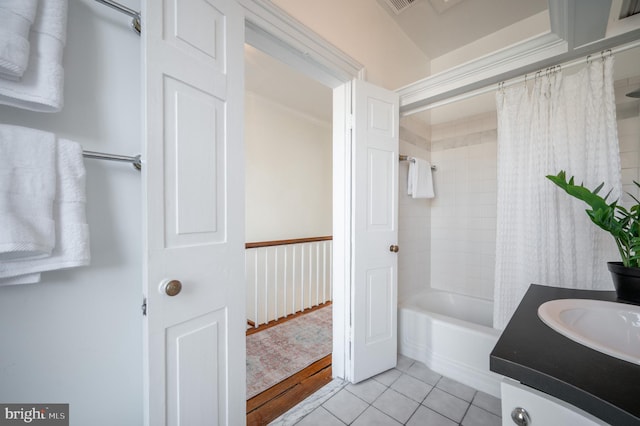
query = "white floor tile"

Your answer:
(406, 406), (458, 426)
(346, 378), (387, 404)
(396, 355), (414, 372)
(462, 405), (502, 426)
(472, 391), (502, 417)
(437, 376), (477, 402)
(322, 389), (368, 424)
(406, 362), (442, 385)
(390, 373), (433, 402)
(296, 407), (345, 426)
(373, 368), (402, 386)
(277, 355), (502, 426)
(351, 406), (402, 426)
(371, 388), (420, 424)
(423, 388), (470, 423)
